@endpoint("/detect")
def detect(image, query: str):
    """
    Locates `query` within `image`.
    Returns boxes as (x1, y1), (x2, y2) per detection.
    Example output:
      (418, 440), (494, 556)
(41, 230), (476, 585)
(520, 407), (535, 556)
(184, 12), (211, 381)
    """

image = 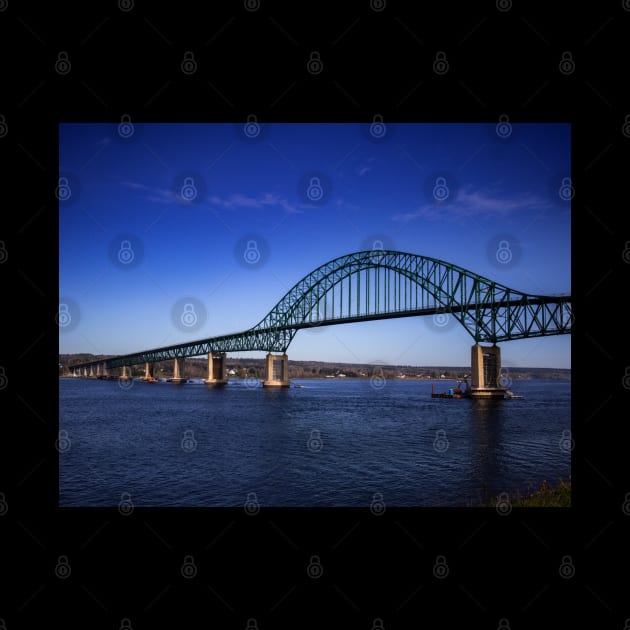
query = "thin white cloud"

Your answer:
(353, 156), (376, 177)
(124, 181), (309, 214)
(392, 189), (552, 222)
(334, 198), (361, 211)
(123, 181), (187, 205)
(209, 192), (302, 214)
